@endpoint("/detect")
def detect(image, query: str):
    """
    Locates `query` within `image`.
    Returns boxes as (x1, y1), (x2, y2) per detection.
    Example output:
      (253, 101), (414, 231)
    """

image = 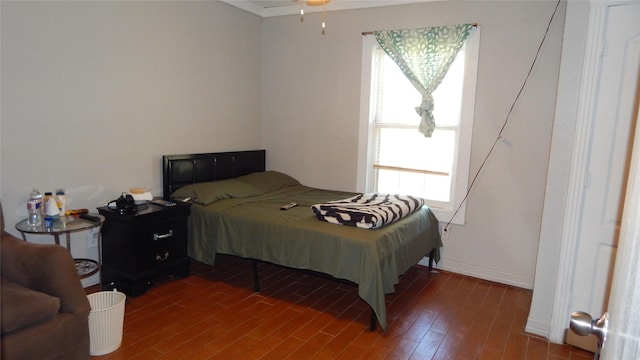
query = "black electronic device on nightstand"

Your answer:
(97, 201), (191, 297)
